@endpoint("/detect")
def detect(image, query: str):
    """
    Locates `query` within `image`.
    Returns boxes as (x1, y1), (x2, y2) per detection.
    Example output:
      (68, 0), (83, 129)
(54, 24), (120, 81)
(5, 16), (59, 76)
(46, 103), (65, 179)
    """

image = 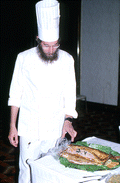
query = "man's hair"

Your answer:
(36, 37), (42, 45)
